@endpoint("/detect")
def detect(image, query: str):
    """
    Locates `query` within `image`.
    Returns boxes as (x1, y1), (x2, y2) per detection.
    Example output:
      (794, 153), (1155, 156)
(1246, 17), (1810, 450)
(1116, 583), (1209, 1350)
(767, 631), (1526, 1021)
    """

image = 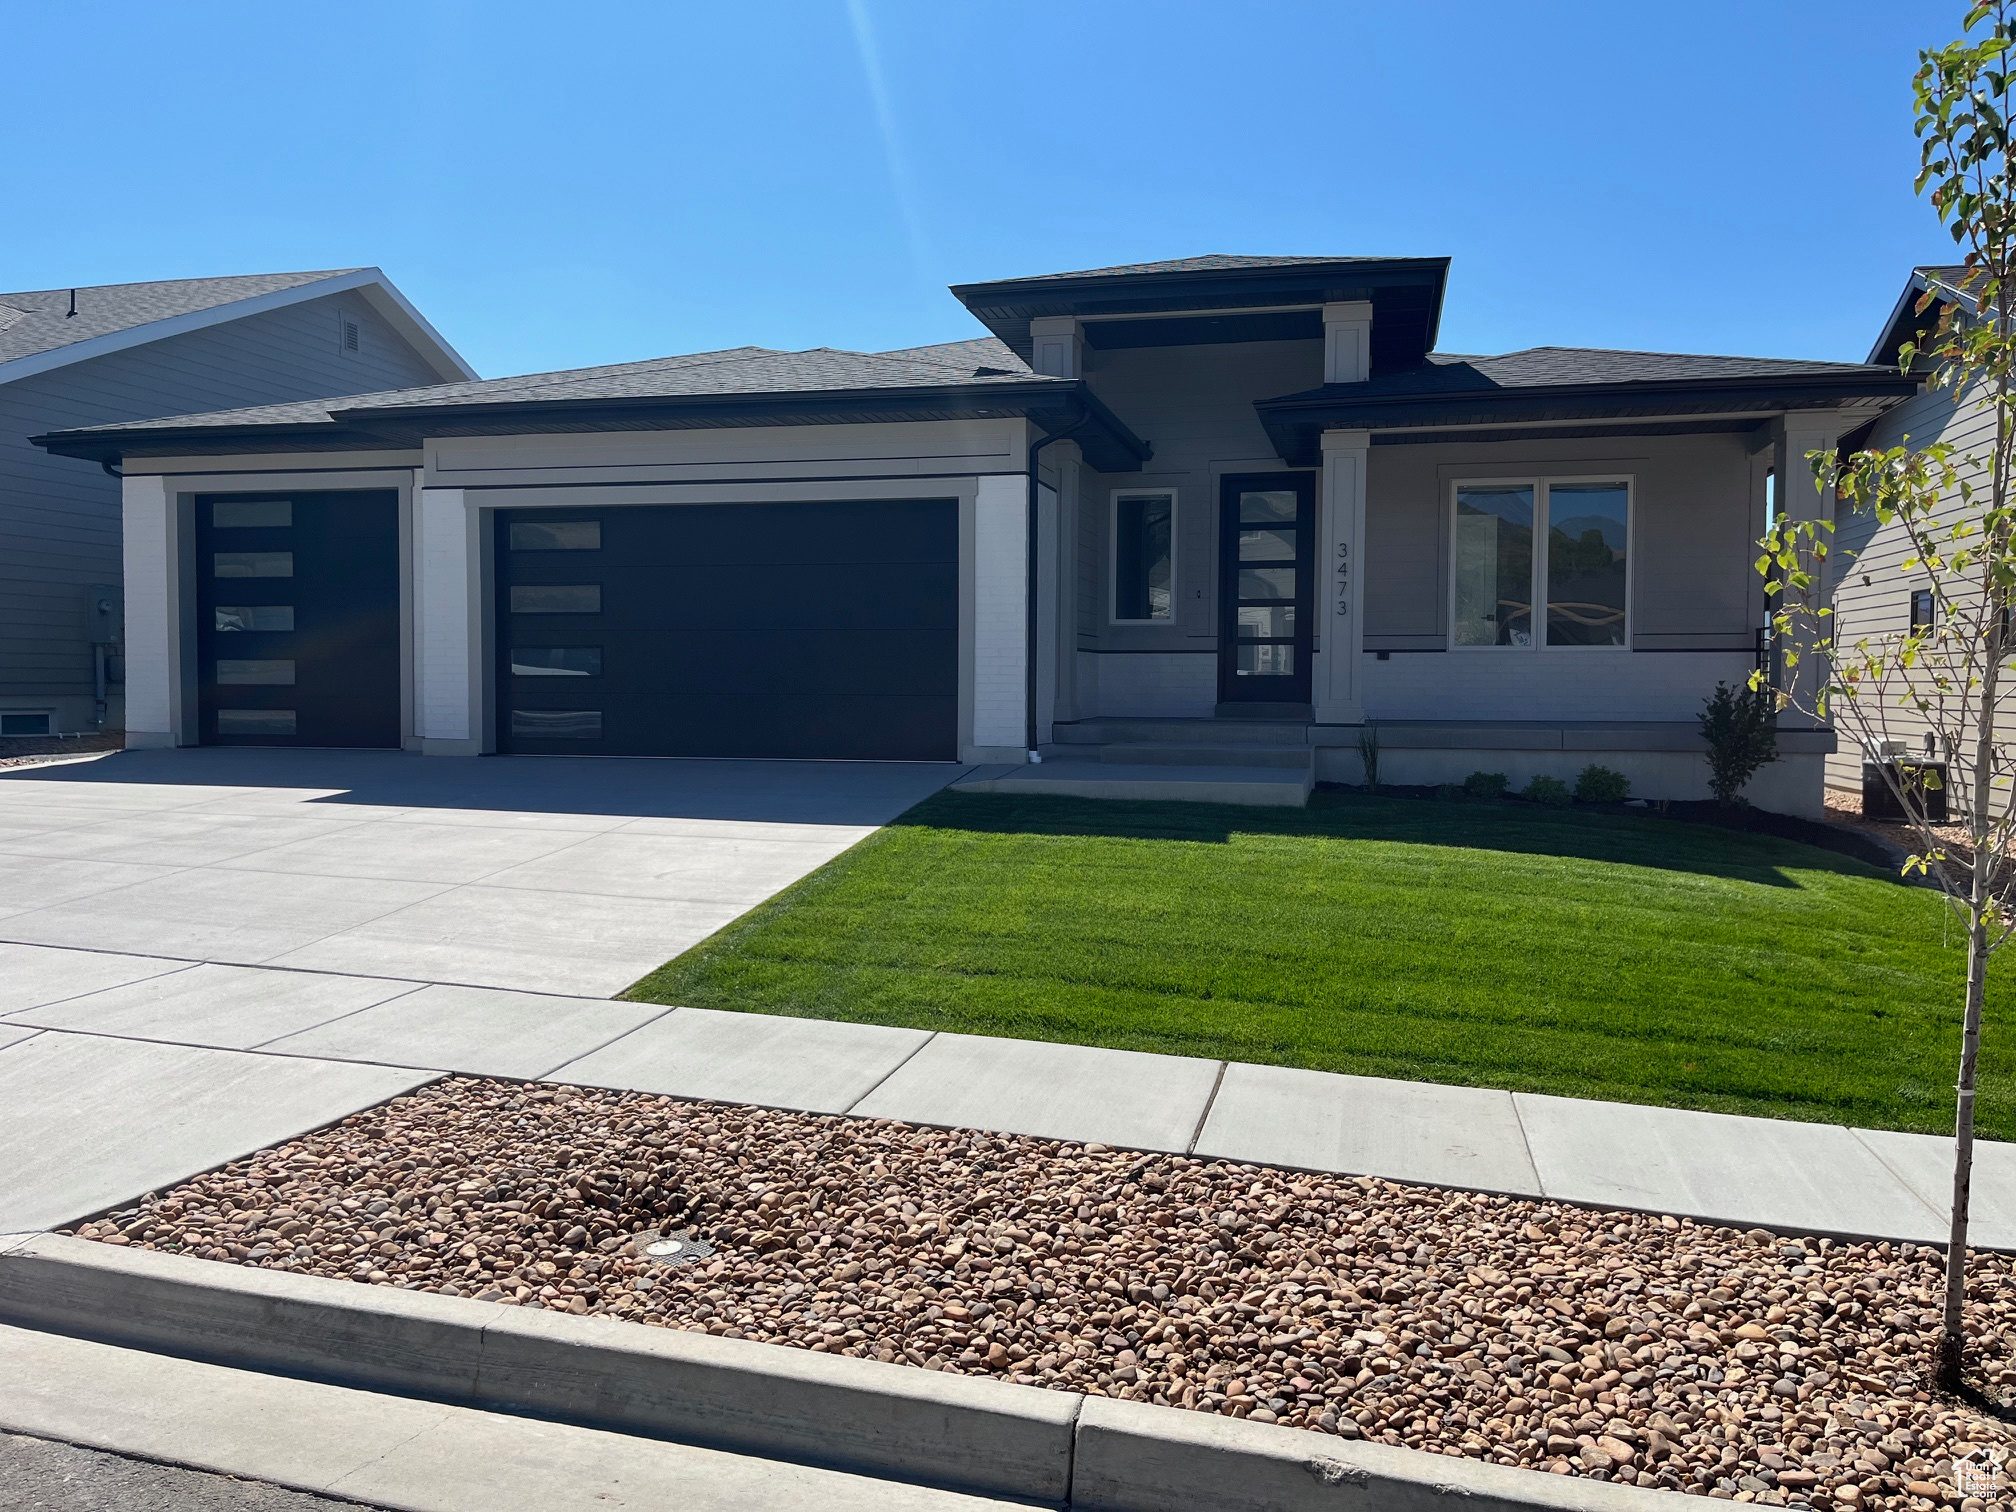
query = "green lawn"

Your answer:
(625, 790), (2012, 1139)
